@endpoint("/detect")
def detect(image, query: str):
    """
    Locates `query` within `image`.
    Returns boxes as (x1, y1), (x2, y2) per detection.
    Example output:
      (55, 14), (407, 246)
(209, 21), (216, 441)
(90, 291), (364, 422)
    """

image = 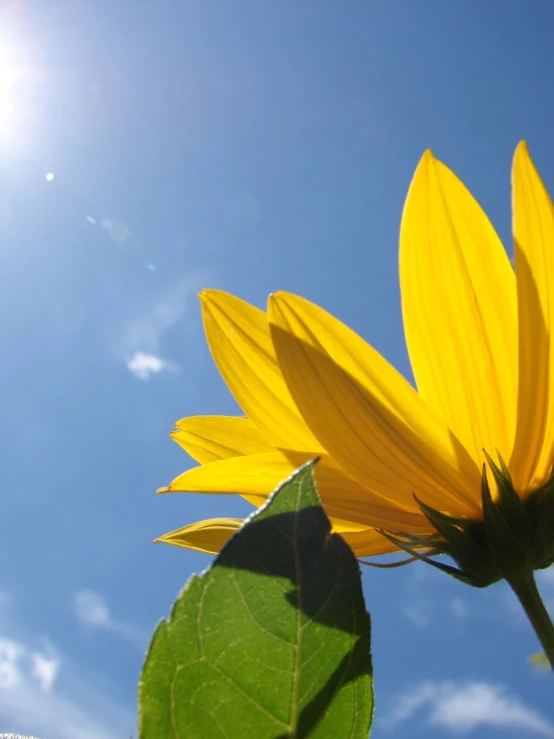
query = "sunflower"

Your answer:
(156, 142), (554, 661)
